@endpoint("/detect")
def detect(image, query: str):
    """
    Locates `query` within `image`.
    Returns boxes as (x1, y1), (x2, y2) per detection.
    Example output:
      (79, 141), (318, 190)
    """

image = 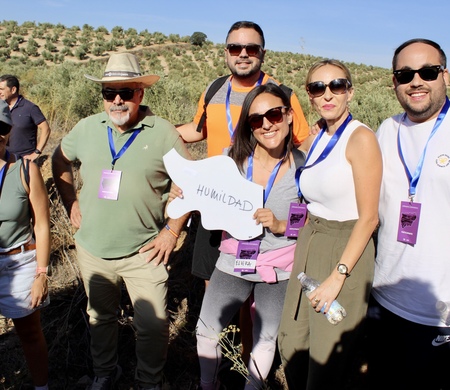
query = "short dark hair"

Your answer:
(392, 38), (447, 70)
(0, 74), (20, 92)
(226, 21), (265, 48)
(228, 83), (293, 172)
